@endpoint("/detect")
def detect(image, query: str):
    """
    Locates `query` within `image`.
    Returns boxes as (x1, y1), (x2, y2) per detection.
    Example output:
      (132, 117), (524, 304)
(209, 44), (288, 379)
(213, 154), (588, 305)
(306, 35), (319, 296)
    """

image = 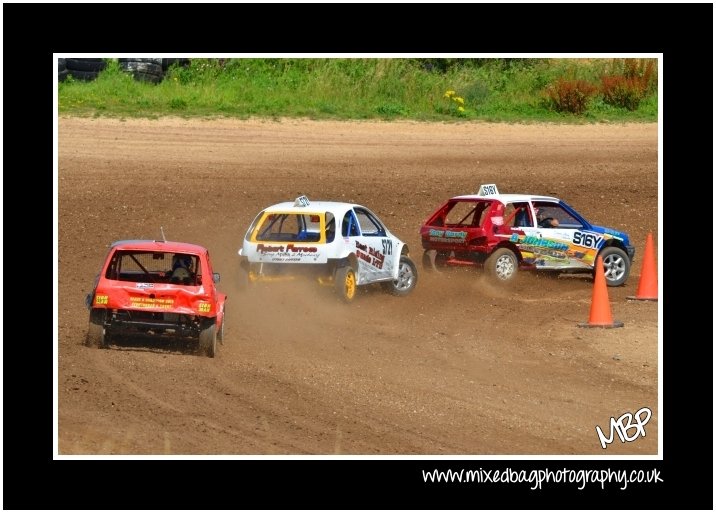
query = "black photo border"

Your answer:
(3, 2), (711, 510)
